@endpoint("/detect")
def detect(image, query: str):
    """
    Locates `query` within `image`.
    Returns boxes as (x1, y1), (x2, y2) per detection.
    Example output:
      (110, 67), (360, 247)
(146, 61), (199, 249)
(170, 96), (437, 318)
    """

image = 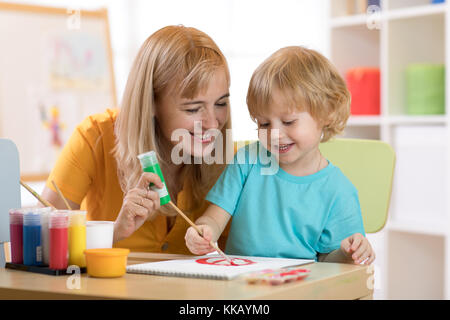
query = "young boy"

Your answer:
(185, 46), (375, 265)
